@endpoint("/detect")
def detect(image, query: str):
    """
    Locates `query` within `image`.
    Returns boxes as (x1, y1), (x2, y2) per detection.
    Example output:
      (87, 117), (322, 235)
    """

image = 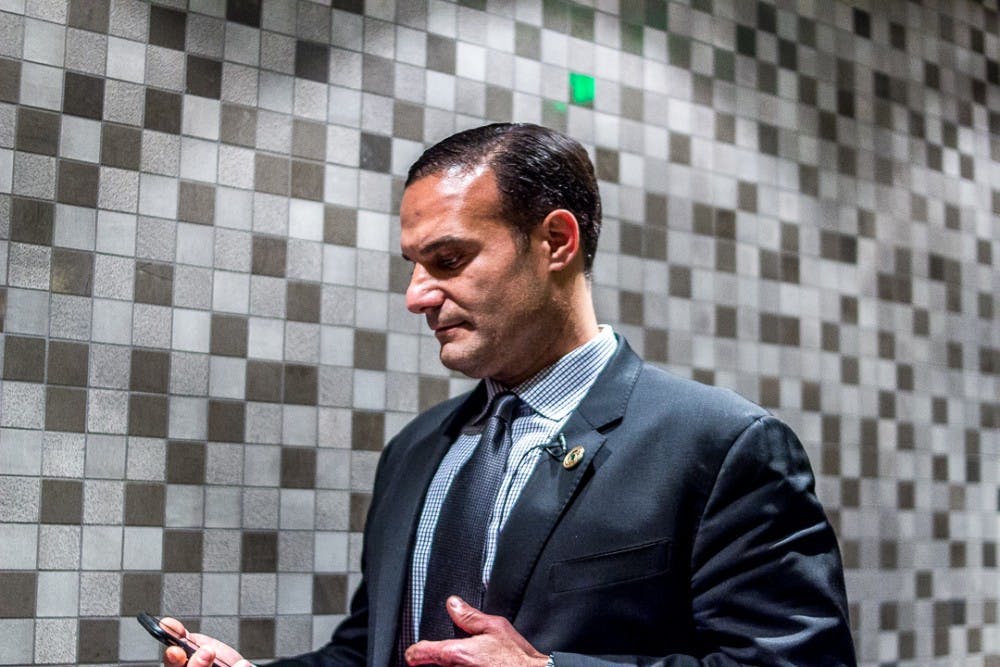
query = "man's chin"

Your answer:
(438, 343), (489, 379)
